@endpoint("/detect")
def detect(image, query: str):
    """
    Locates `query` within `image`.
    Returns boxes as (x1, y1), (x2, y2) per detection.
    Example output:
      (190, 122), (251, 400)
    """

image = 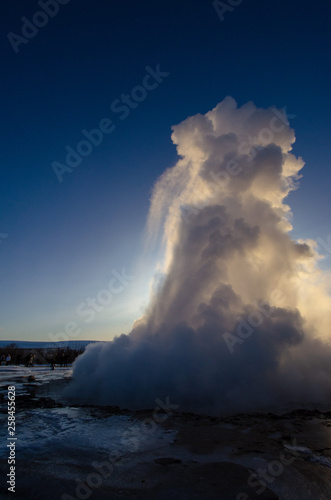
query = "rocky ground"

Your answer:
(1, 367), (331, 499)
